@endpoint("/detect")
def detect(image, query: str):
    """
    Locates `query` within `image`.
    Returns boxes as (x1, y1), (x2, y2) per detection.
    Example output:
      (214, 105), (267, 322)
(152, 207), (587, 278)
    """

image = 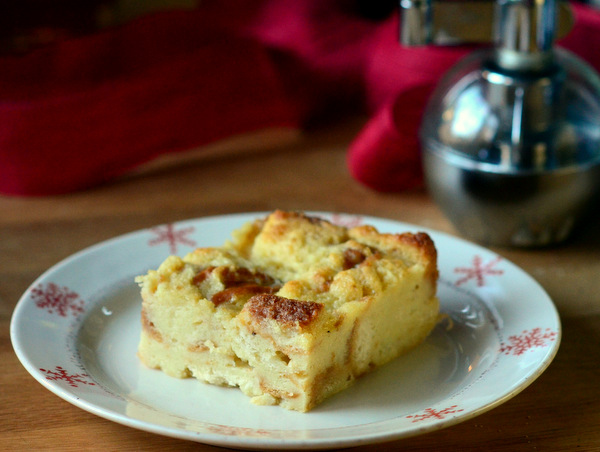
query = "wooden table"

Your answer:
(2, 118), (599, 451)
